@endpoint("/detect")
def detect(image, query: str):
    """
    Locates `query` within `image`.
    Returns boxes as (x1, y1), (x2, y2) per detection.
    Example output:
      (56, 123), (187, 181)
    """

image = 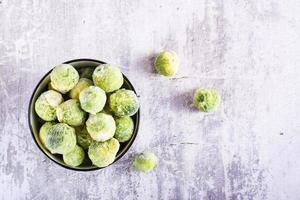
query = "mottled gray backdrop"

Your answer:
(0, 0), (300, 199)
